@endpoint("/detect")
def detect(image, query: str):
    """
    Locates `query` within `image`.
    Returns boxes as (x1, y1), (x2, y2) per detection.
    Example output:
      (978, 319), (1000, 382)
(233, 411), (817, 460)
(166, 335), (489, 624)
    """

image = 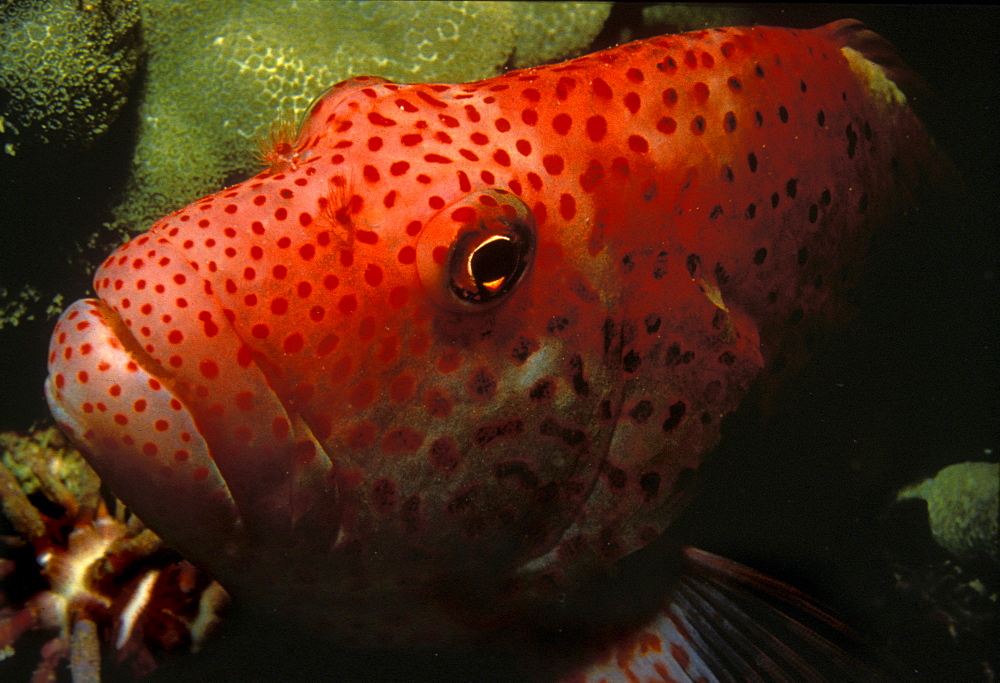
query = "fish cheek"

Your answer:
(416, 189), (536, 313)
